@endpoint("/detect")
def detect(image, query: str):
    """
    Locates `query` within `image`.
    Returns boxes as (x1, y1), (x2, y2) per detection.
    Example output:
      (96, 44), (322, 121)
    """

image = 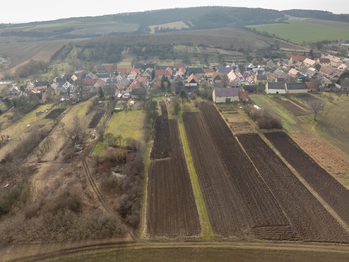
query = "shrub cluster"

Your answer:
(246, 107), (282, 129)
